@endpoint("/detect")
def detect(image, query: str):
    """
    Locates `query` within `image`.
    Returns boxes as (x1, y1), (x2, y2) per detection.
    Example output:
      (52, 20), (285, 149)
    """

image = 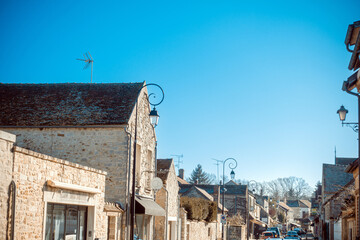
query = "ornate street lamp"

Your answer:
(248, 180), (258, 194)
(221, 158), (237, 240)
(337, 105), (348, 121)
(337, 105), (358, 132)
(149, 107), (160, 127)
(130, 83), (164, 240)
